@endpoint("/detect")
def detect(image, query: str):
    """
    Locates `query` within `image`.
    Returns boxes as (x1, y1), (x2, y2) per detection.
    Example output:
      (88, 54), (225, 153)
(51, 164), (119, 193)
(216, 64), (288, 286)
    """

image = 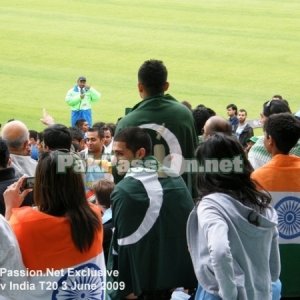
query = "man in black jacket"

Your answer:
(235, 109), (254, 149)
